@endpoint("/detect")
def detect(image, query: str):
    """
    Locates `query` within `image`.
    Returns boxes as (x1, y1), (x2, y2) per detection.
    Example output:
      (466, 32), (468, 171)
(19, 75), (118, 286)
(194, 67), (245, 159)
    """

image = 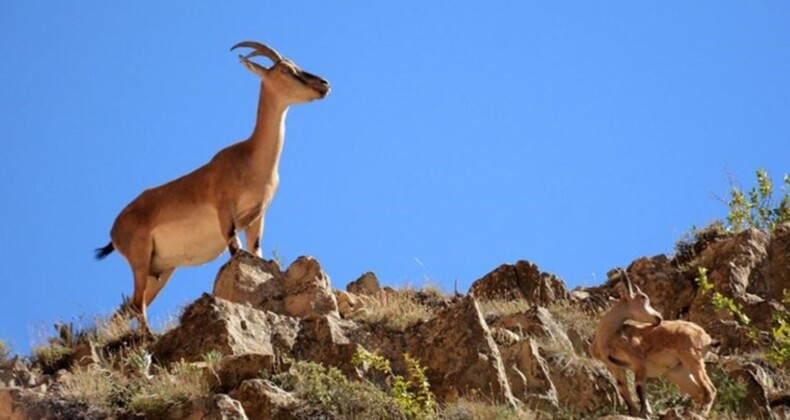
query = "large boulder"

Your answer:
(346, 271), (382, 296)
(291, 315), (363, 377)
(469, 260), (569, 305)
(213, 253), (339, 319)
(493, 306), (574, 352)
(498, 337), (558, 411)
(229, 379), (299, 420)
(214, 251), (285, 313)
(152, 294), (299, 365)
(767, 222), (790, 298)
(405, 296), (518, 407)
(165, 394), (248, 420)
